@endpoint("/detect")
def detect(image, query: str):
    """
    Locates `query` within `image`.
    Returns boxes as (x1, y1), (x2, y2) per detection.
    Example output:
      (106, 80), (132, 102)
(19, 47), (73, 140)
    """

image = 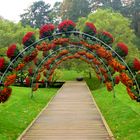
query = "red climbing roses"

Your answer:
(98, 31), (114, 45)
(22, 32), (36, 47)
(40, 24), (55, 38)
(58, 20), (76, 32)
(115, 42), (128, 57)
(83, 22), (96, 35)
(7, 44), (19, 59)
(0, 87), (12, 103)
